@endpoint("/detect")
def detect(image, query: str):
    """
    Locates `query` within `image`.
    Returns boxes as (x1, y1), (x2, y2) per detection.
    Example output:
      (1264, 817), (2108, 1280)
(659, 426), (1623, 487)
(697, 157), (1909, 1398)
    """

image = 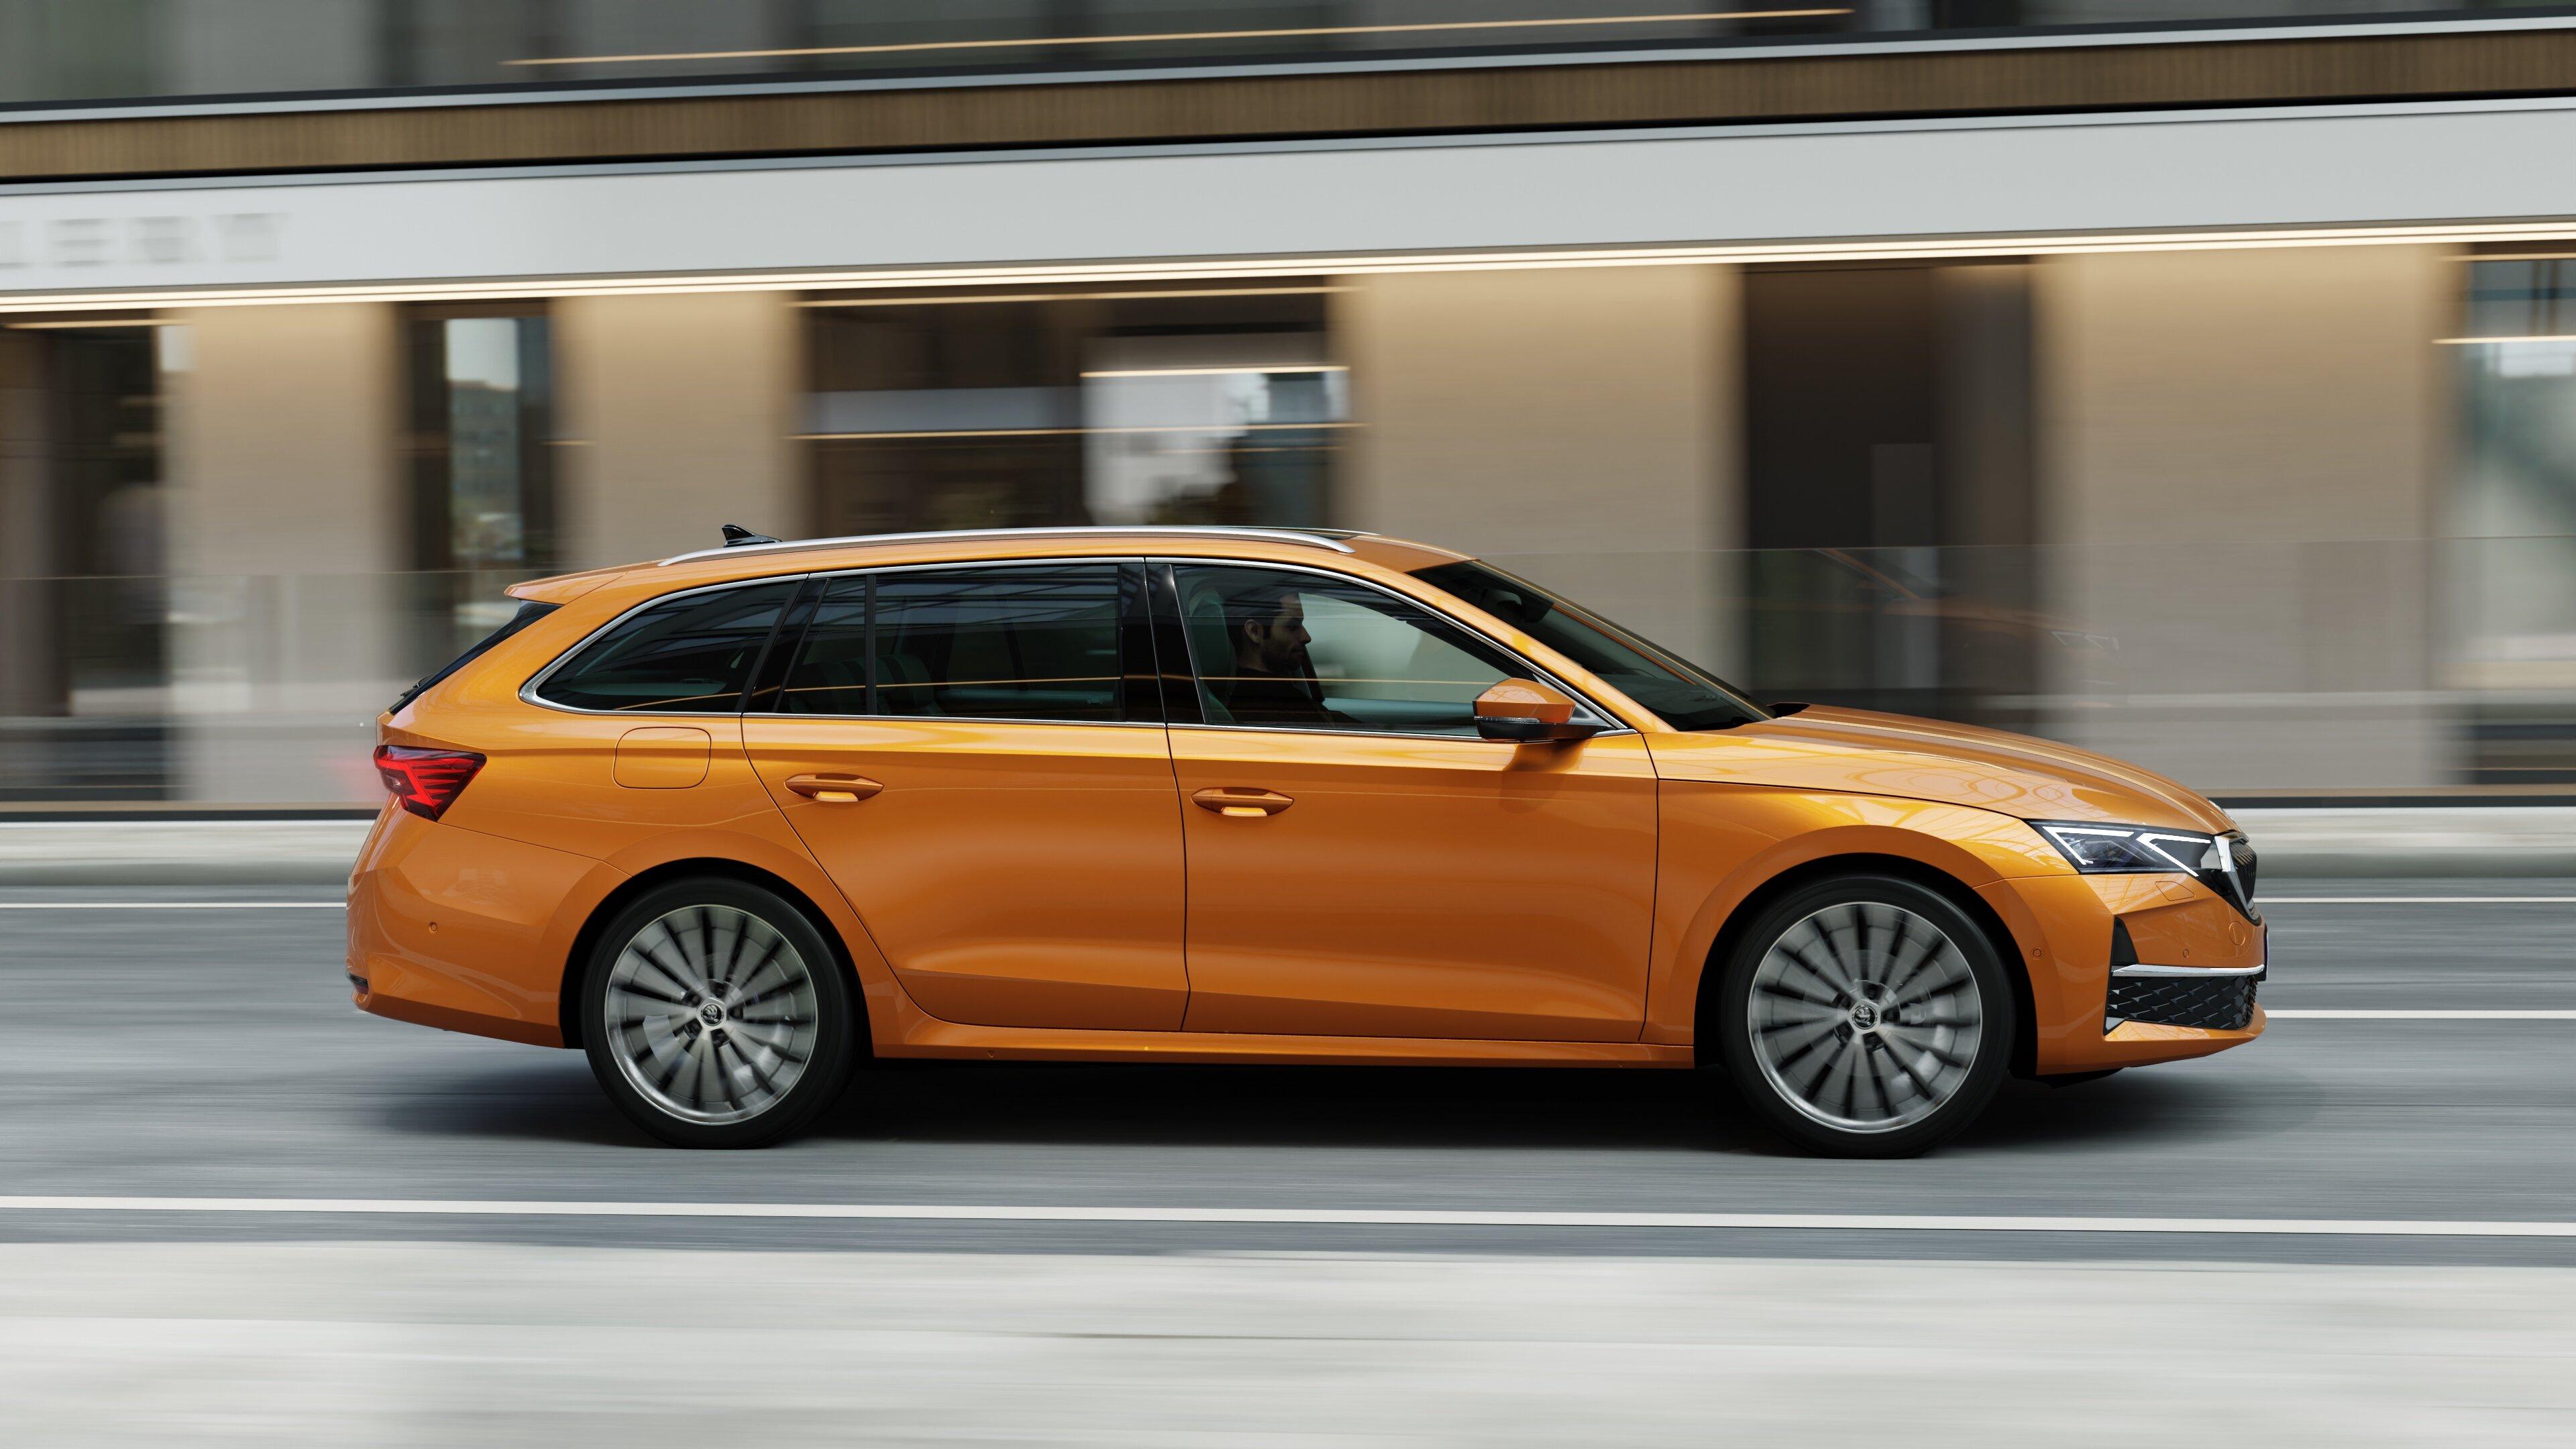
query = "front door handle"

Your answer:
(784, 773), (883, 804)
(1193, 787), (1294, 818)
